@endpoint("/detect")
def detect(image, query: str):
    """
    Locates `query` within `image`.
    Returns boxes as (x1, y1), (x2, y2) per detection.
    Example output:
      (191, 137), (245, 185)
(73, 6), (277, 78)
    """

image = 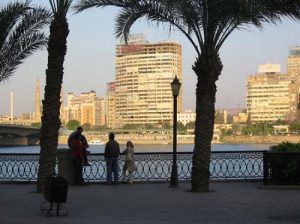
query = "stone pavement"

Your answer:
(0, 182), (300, 224)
